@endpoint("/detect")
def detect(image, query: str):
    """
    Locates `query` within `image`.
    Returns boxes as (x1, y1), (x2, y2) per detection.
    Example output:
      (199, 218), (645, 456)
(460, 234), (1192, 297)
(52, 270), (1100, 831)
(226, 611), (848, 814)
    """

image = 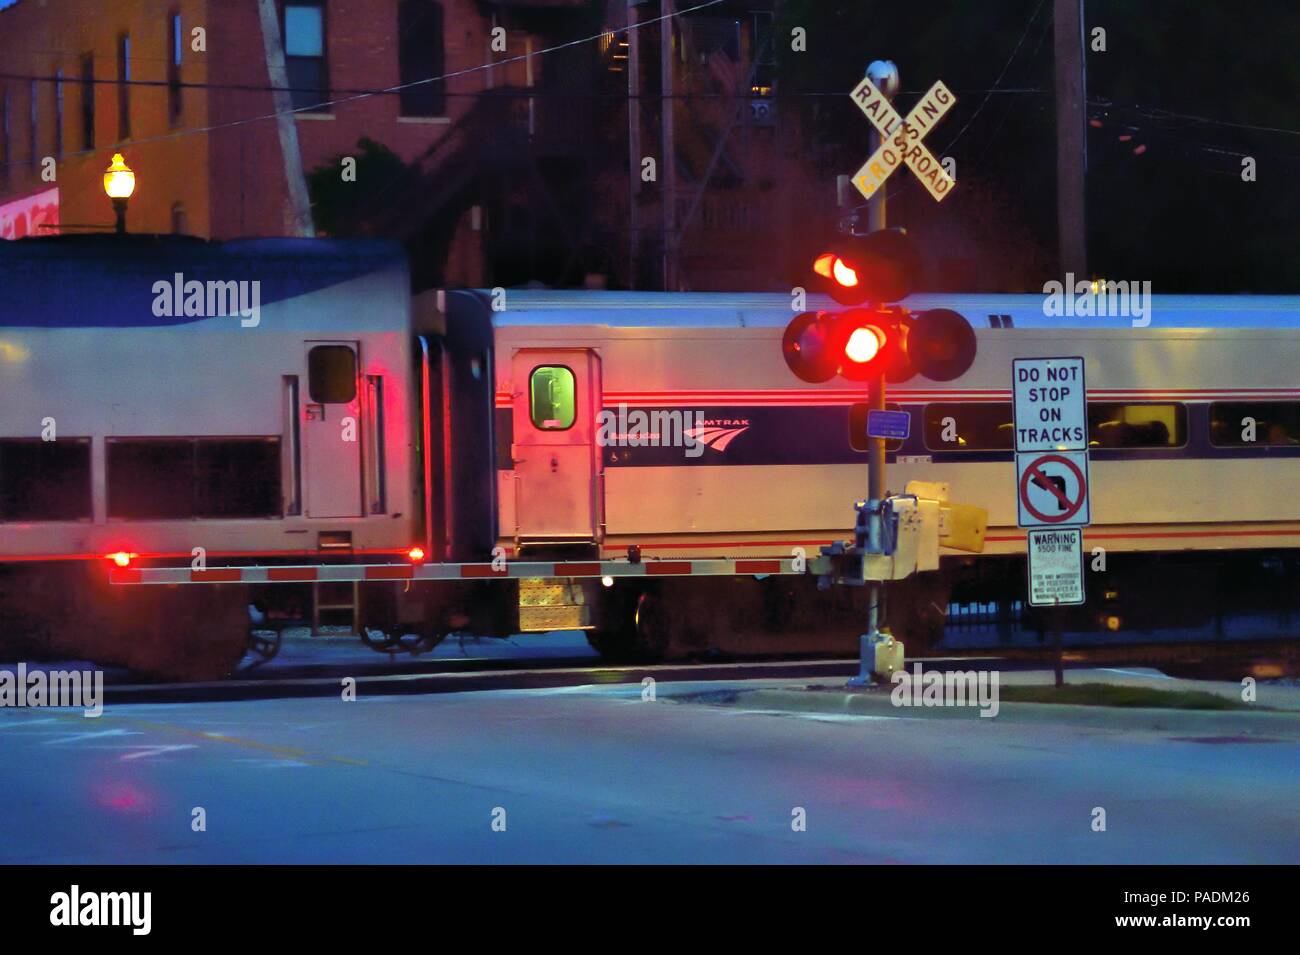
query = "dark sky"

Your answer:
(776, 0), (1299, 292)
